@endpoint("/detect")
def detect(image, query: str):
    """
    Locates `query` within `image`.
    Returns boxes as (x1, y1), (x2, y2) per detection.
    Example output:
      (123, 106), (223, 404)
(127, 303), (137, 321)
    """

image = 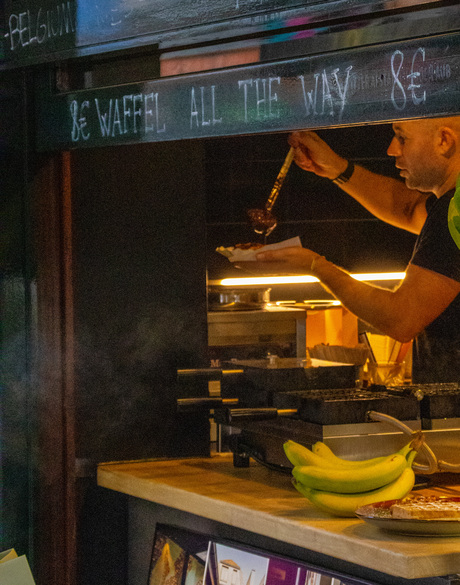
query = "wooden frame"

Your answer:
(34, 151), (77, 585)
